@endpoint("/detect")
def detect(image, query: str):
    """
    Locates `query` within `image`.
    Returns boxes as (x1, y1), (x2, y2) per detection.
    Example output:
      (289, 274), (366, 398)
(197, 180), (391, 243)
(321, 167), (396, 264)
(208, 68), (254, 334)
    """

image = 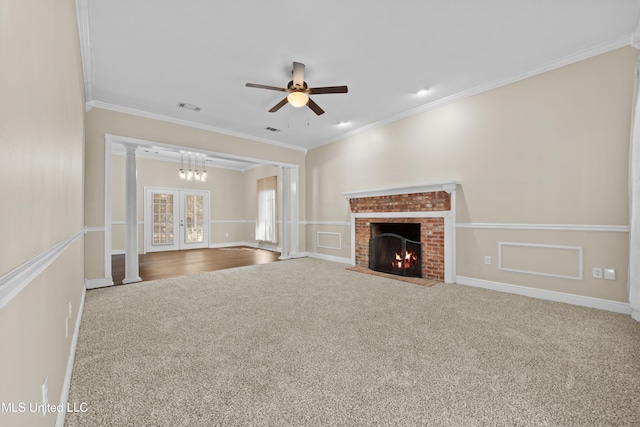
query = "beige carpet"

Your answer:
(66, 258), (640, 426)
(347, 265), (438, 287)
